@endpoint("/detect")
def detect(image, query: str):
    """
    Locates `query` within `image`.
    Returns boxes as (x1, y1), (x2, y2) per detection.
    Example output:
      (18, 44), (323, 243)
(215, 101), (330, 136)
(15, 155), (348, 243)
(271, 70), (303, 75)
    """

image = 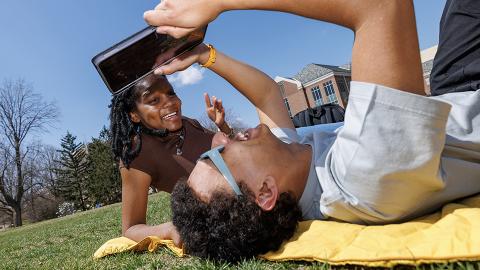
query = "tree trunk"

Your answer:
(14, 142), (24, 226)
(12, 203), (22, 227)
